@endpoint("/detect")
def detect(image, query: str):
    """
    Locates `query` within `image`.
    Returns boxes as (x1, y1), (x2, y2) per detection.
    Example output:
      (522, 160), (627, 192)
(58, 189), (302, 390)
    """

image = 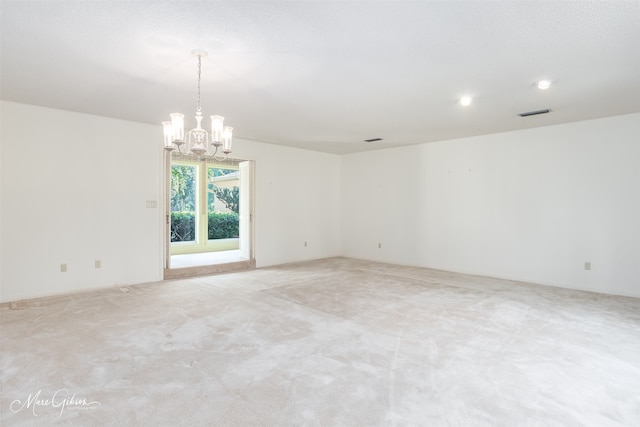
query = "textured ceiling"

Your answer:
(1, 1), (639, 154)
